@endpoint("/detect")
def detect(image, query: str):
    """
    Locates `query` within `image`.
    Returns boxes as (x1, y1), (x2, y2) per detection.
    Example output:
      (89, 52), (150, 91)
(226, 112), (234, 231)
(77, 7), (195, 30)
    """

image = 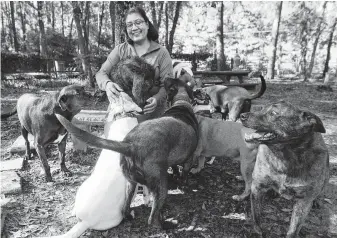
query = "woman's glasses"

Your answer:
(126, 20), (145, 29)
